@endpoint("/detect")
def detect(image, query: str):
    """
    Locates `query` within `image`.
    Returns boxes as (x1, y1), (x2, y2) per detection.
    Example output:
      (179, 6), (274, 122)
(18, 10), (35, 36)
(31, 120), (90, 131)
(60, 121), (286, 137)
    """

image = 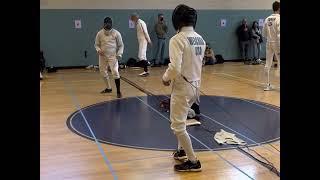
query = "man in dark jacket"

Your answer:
(236, 19), (251, 62)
